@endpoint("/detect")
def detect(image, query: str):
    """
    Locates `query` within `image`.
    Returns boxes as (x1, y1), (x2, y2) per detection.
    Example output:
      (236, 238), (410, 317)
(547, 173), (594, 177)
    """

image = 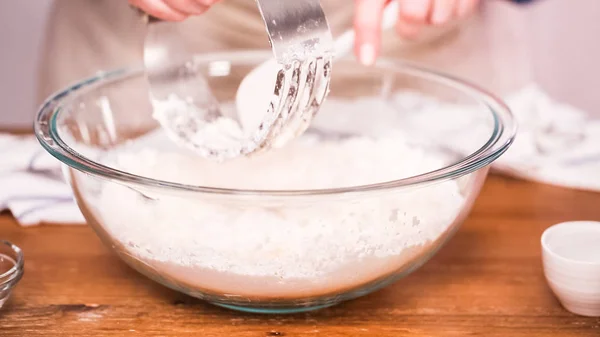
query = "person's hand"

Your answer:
(354, 0), (480, 65)
(128, 0), (221, 21)
(129, 0), (481, 67)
